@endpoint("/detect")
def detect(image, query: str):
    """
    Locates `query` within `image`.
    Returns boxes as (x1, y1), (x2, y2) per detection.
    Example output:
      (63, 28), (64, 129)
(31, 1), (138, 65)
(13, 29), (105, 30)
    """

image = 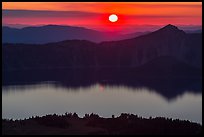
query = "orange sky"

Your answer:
(2, 2), (202, 15)
(2, 2), (202, 32)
